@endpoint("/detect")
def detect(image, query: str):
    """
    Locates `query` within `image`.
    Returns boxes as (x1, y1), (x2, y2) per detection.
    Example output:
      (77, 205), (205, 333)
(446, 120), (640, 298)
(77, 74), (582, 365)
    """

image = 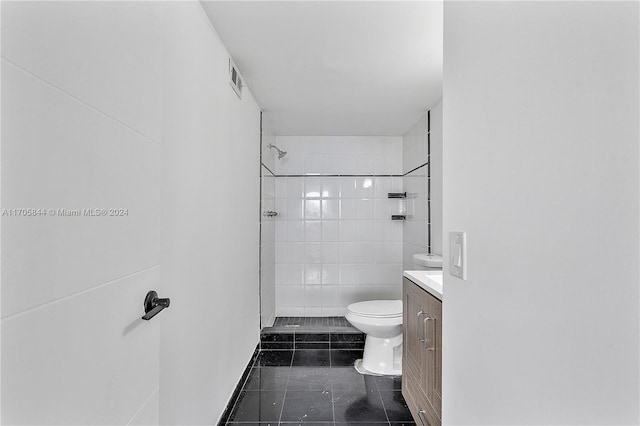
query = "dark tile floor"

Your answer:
(273, 317), (352, 328)
(225, 349), (415, 425)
